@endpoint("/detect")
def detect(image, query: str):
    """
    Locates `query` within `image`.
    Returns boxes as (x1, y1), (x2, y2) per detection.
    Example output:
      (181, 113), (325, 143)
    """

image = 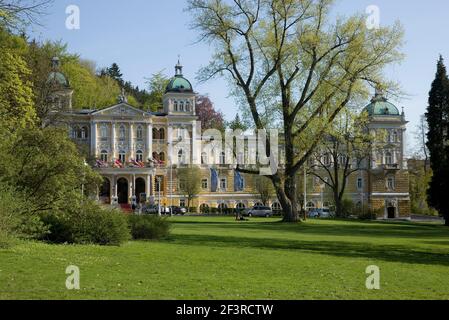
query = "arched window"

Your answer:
(385, 152), (393, 165)
(174, 101), (178, 112)
(357, 178), (363, 190)
(119, 125), (126, 141)
(180, 101), (185, 112)
(236, 203), (246, 210)
(201, 152), (208, 165)
(159, 128), (165, 140)
(272, 202), (282, 213)
(136, 126), (143, 141)
(159, 152), (165, 162)
(201, 179), (209, 190)
(220, 152), (226, 165)
(307, 202), (316, 210)
(100, 150), (108, 163)
(153, 128), (159, 140)
(76, 126), (82, 139)
(218, 203), (228, 212)
(200, 204), (210, 214)
(254, 202), (264, 208)
(152, 152), (160, 161)
(185, 101), (190, 112)
(136, 150), (144, 162)
(323, 154), (331, 166)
